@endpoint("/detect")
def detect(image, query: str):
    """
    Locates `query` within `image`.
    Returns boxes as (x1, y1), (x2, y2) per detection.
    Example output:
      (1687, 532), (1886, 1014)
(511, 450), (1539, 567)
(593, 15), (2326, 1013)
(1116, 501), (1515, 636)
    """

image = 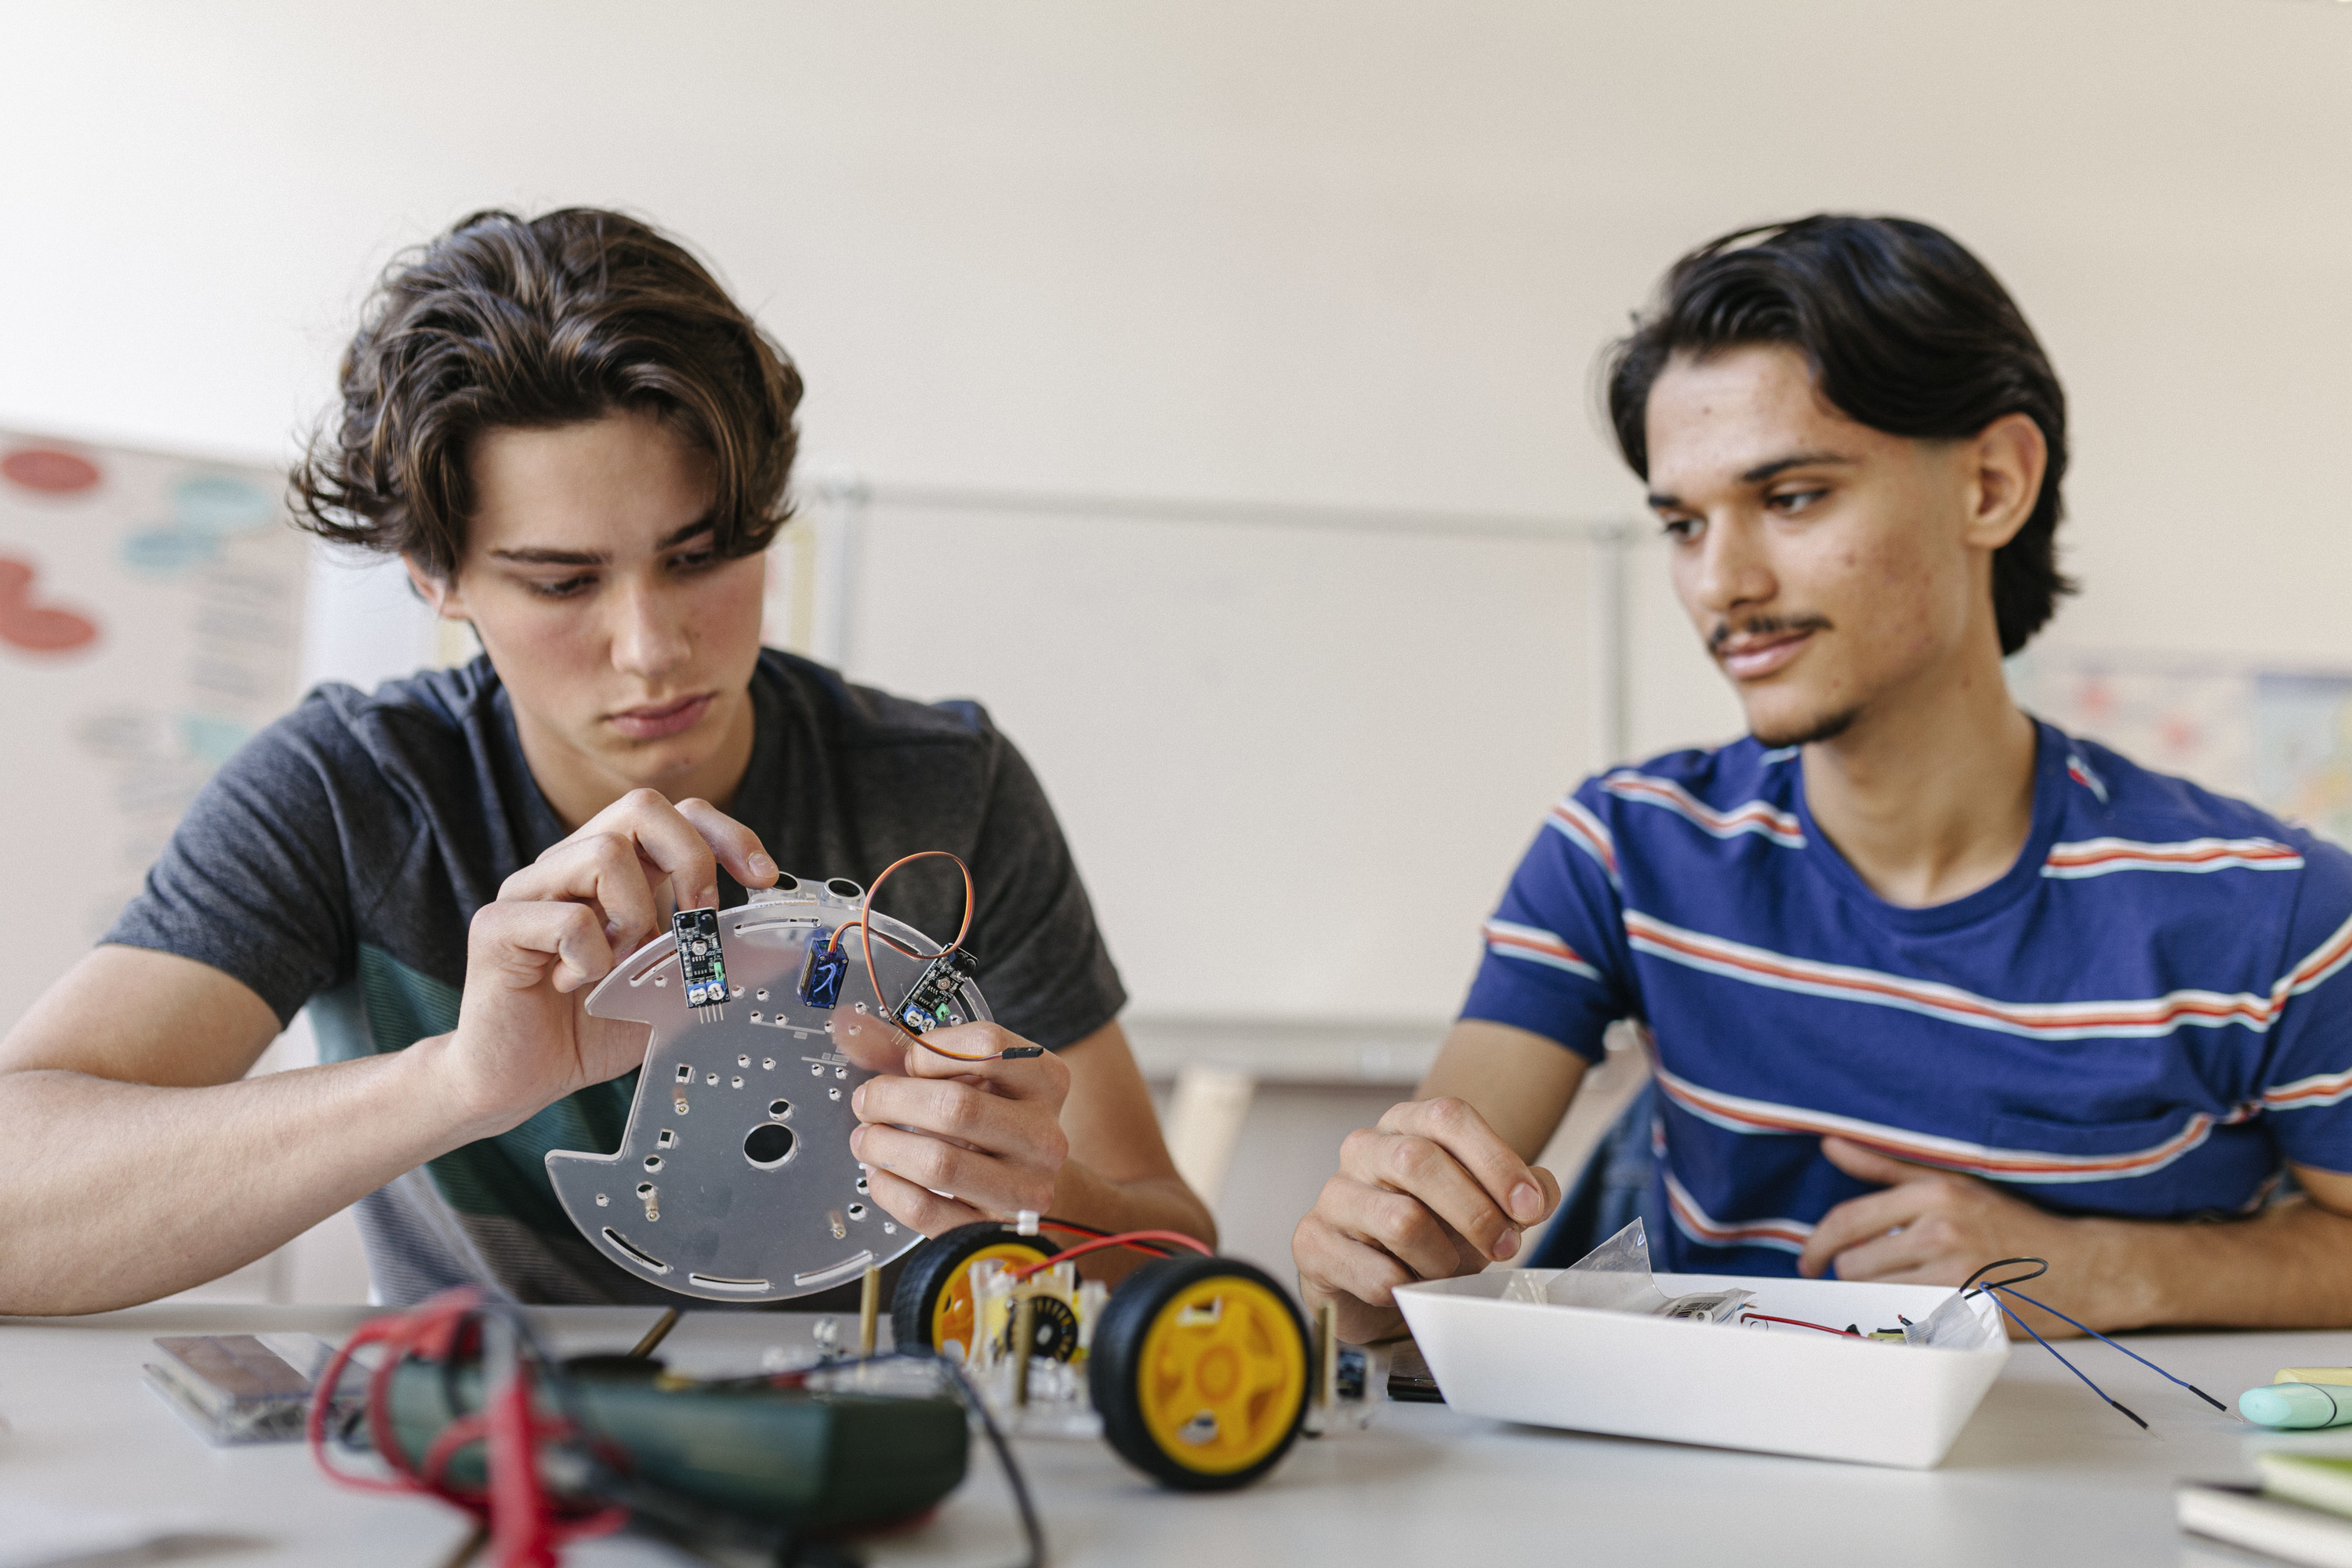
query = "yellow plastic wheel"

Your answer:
(1091, 1256), (1309, 1490)
(932, 1242), (1050, 1356)
(890, 1224), (1053, 1358)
